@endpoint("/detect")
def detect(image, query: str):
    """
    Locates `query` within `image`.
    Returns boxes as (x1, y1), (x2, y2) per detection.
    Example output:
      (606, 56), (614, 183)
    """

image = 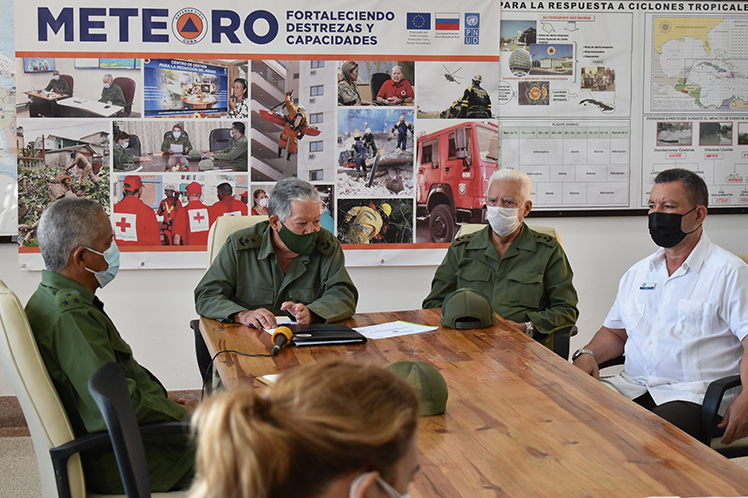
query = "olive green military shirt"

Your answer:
(45, 77), (70, 95)
(25, 271), (194, 494)
(212, 134), (248, 170)
(195, 221), (358, 323)
(99, 82), (126, 107)
(113, 144), (139, 170)
(423, 224), (579, 349)
(161, 132), (193, 154)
